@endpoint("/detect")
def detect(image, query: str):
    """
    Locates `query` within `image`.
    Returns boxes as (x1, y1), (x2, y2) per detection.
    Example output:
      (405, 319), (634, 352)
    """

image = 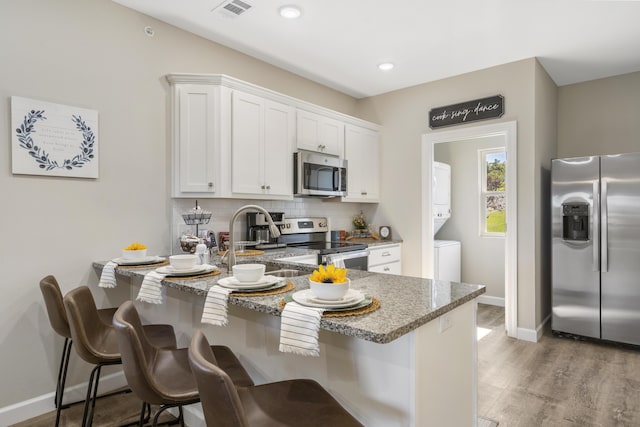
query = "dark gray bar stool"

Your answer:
(113, 301), (254, 427)
(39, 275), (118, 427)
(188, 330), (364, 427)
(63, 286), (177, 427)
